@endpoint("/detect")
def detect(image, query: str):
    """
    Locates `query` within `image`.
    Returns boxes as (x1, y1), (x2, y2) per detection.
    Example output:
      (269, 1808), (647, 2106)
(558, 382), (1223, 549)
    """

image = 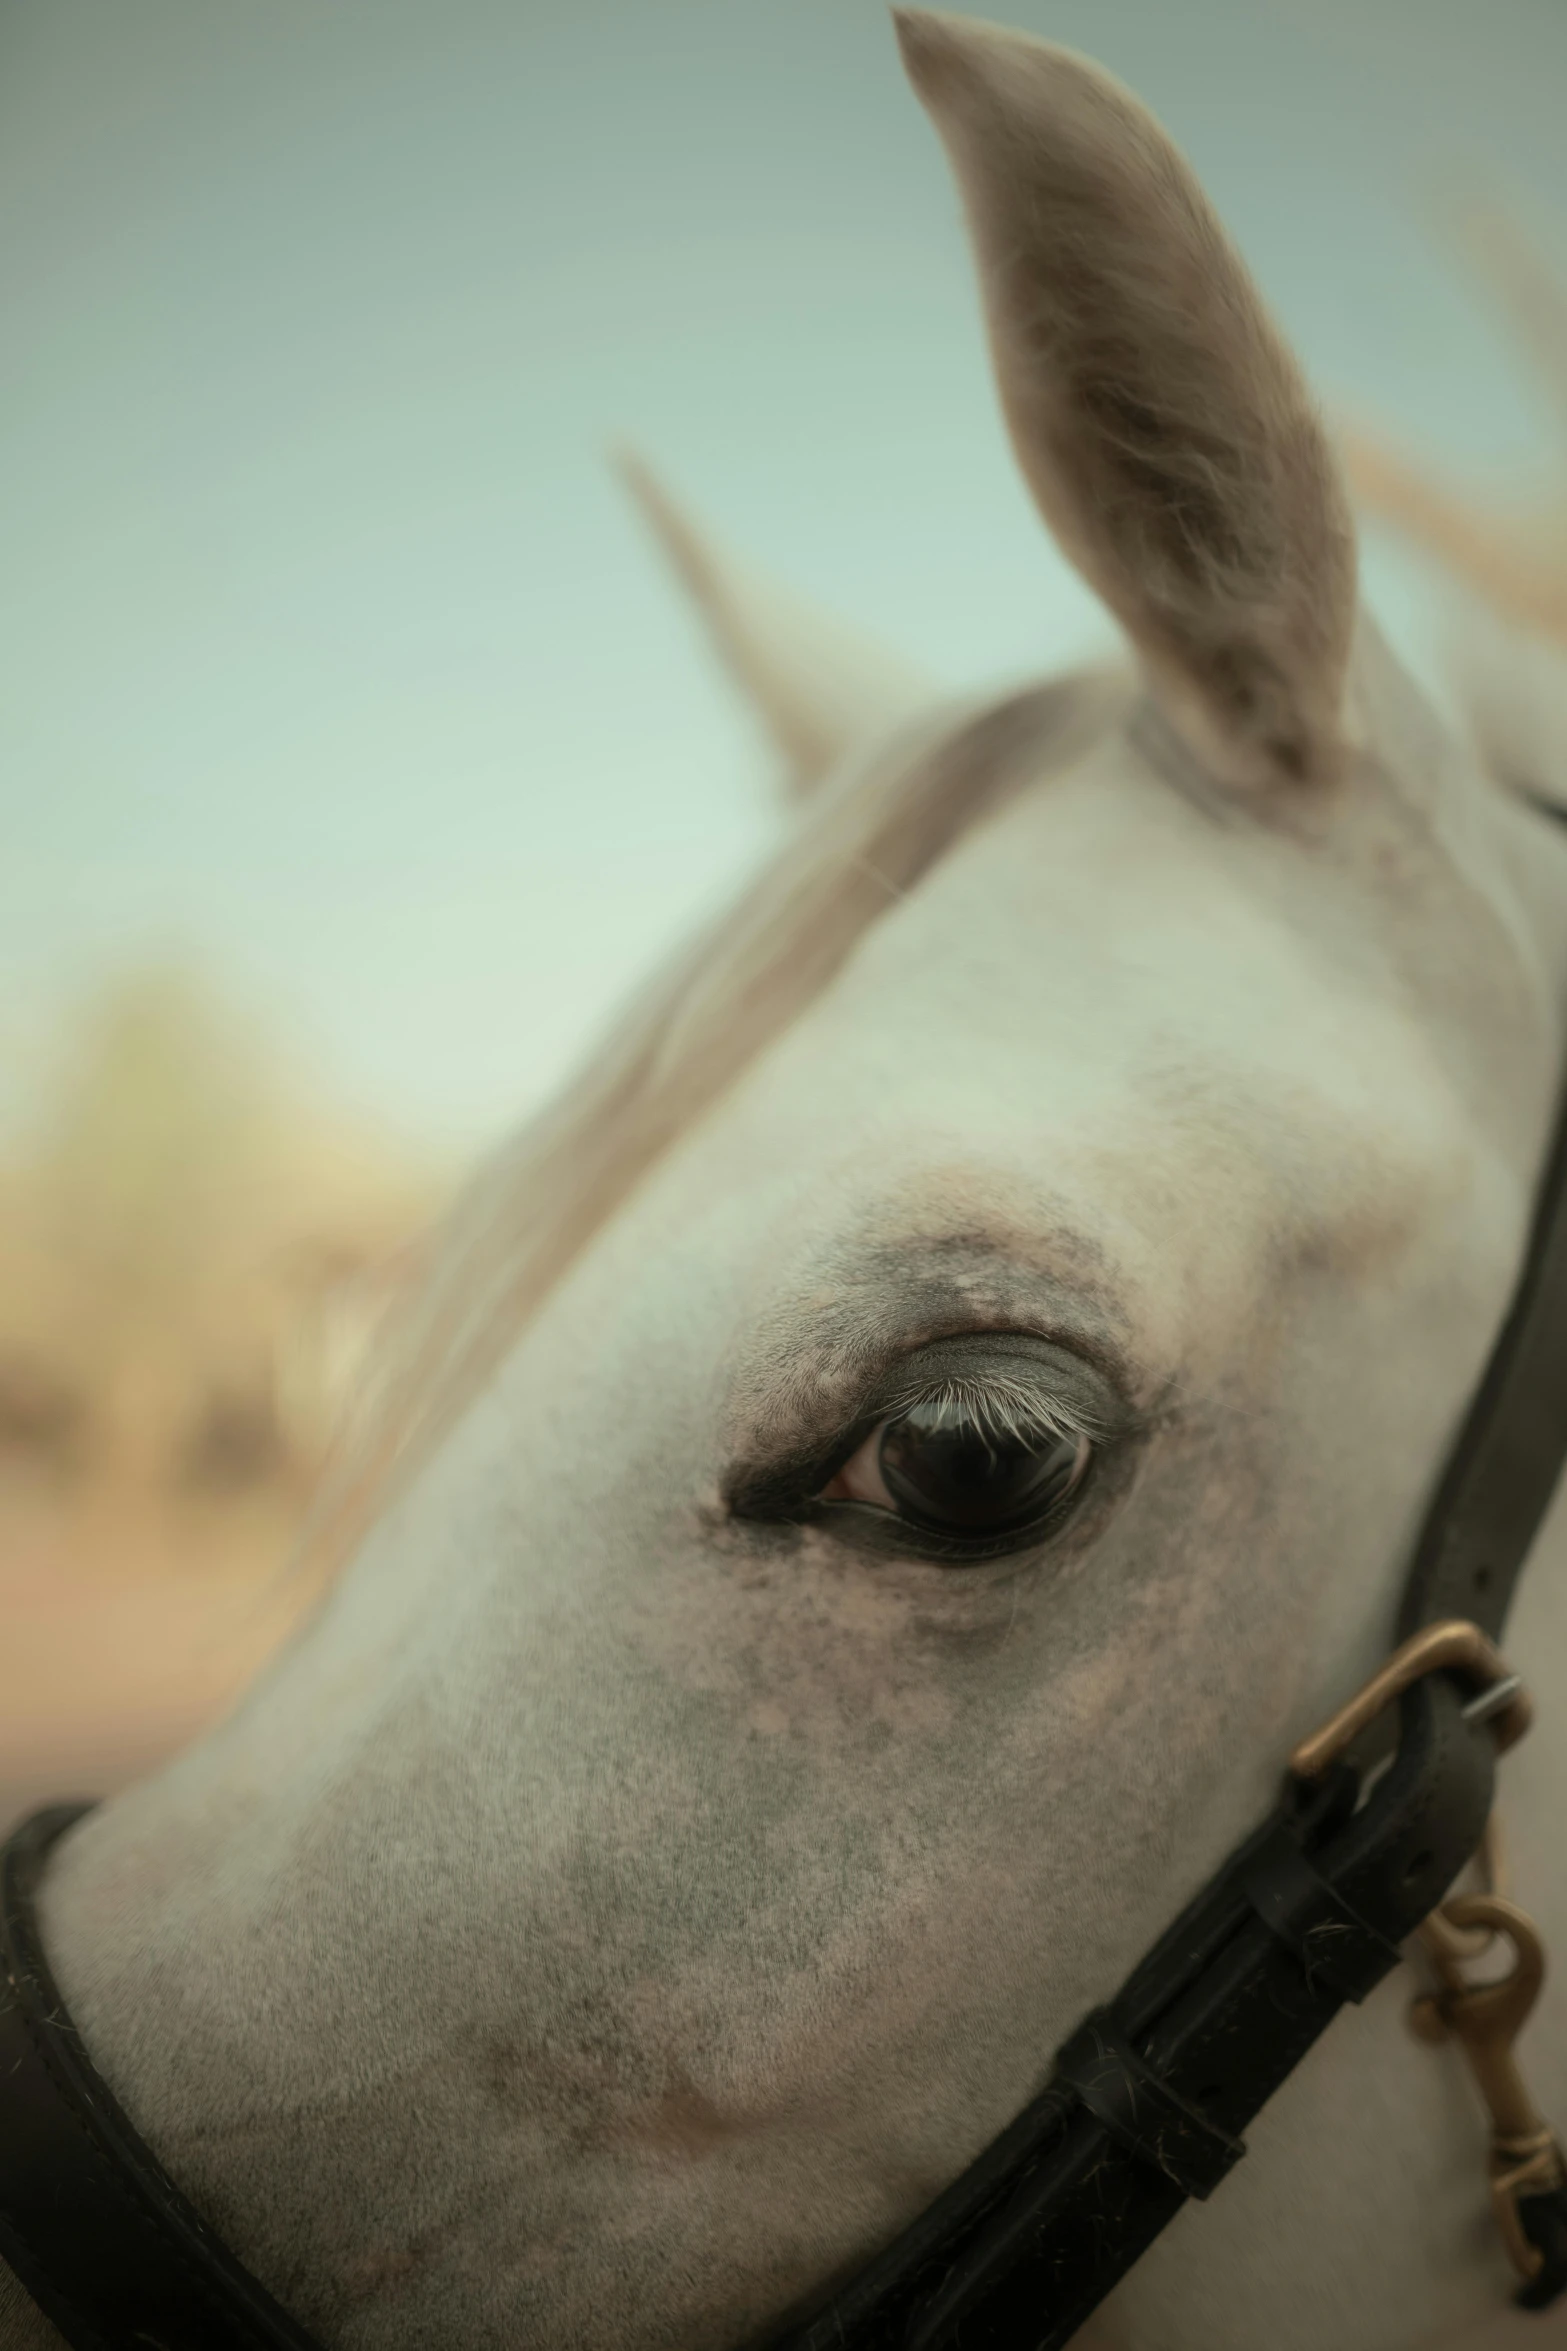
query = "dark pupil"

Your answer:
(878, 1406), (1084, 1533)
